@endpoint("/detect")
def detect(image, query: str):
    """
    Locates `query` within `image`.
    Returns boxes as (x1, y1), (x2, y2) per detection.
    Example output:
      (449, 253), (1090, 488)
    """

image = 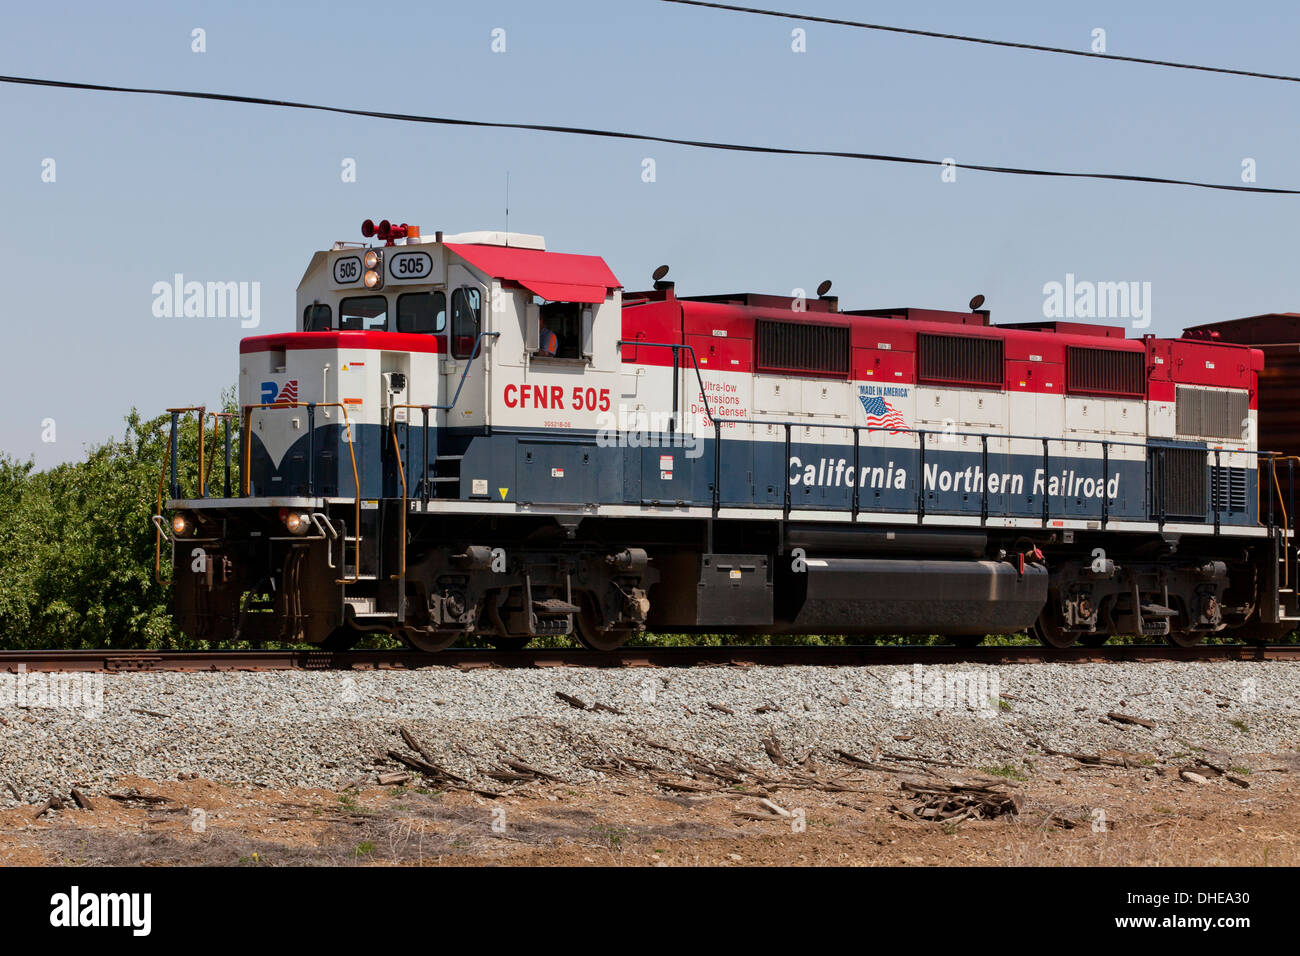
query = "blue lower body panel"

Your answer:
(246, 425), (1257, 527)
